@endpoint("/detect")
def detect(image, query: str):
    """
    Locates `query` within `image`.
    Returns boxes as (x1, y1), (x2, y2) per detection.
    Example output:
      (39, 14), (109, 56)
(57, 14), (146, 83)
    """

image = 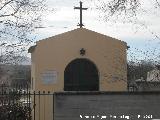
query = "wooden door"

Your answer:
(64, 59), (99, 91)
